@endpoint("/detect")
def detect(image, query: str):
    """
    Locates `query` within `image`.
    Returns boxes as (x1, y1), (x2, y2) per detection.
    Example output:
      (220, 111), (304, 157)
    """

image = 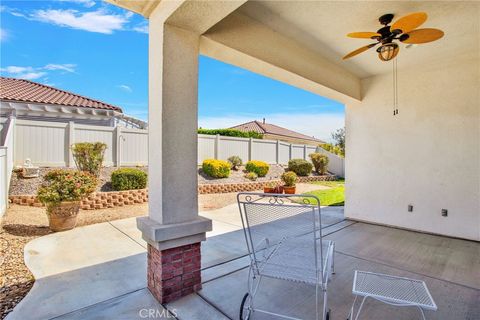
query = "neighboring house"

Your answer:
(0, 77), (147, 129)
(230, 119), (324, 146)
